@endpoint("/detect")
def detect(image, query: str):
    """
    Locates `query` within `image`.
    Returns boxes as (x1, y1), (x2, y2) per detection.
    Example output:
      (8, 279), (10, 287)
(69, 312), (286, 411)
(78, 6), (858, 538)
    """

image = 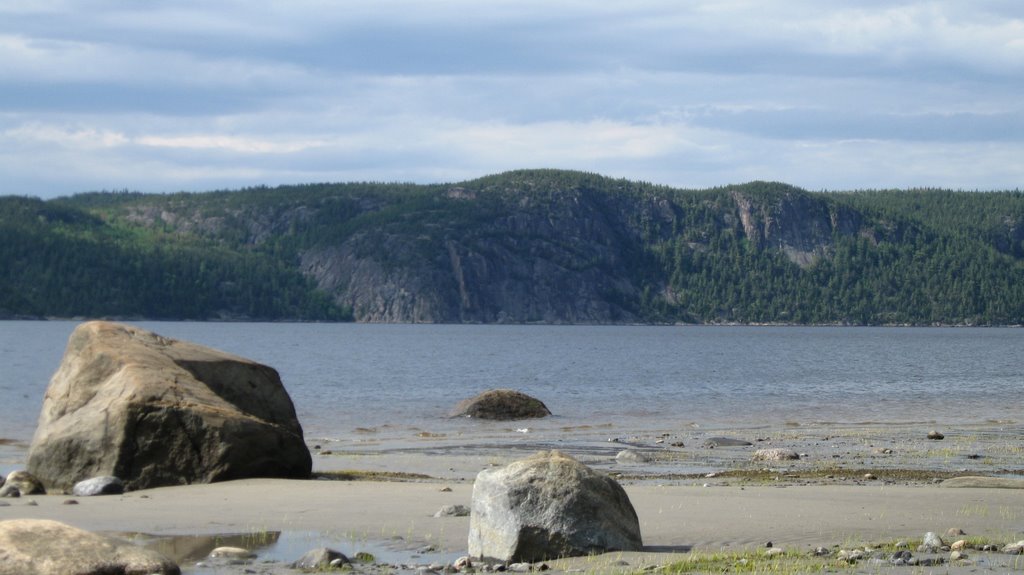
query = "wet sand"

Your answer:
(2, 423), (1023, 574)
